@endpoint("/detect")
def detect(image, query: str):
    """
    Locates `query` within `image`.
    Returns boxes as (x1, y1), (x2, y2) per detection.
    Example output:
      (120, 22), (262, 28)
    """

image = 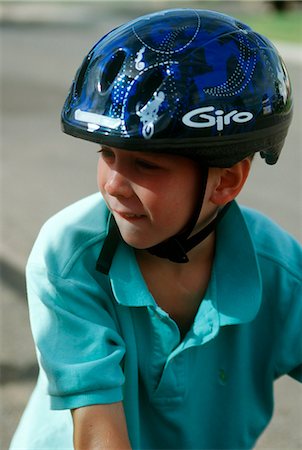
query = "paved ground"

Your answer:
(1, 2), (302, 449)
